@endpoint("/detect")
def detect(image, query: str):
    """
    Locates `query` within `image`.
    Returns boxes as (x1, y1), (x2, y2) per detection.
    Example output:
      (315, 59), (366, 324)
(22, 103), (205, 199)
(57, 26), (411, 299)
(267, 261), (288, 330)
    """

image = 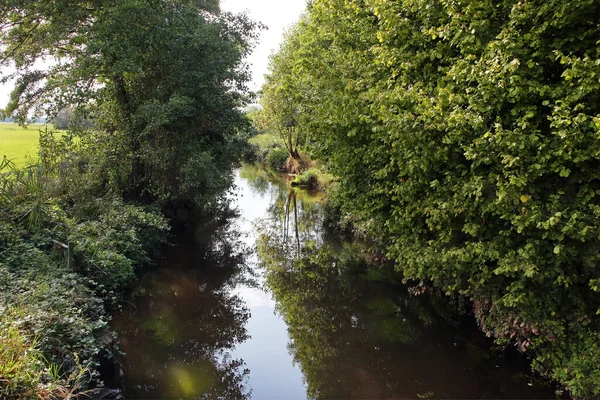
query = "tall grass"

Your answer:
(0, 307), (92, 399)
(0, 310), (43, 397)
(0, 156), (50, 229)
